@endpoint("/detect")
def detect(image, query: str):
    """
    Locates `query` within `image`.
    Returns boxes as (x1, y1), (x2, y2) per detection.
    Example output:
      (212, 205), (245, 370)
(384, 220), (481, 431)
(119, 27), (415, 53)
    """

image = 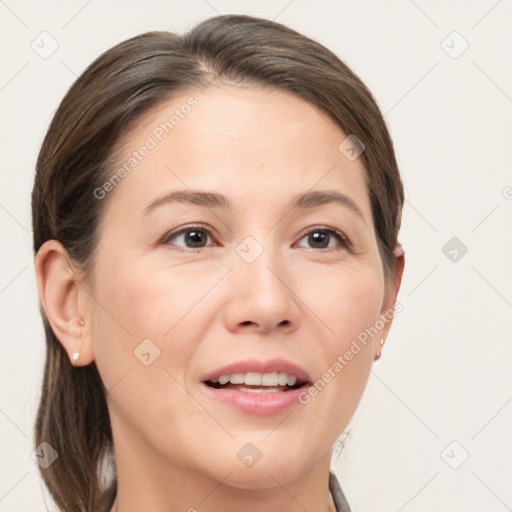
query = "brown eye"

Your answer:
(308, 231), (329, 248)
(297, 228), (348, 250)
(163, 227), (213, 249)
